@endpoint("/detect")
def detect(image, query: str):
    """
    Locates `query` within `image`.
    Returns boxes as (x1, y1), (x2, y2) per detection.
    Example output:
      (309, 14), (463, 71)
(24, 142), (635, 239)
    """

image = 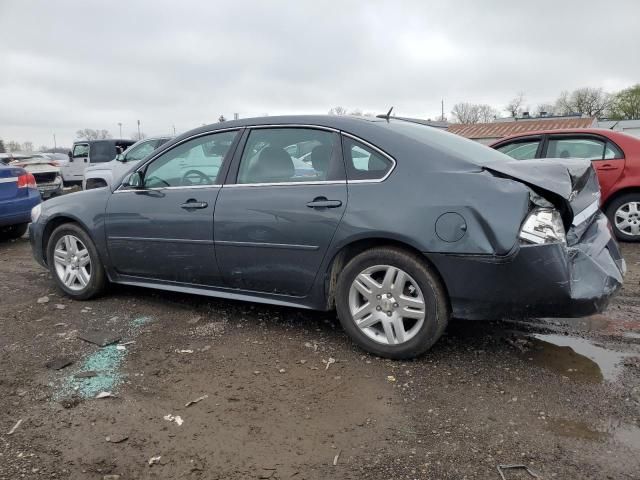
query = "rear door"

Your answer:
(214, 127), (346, 296)
(543, 134), (625, 199)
